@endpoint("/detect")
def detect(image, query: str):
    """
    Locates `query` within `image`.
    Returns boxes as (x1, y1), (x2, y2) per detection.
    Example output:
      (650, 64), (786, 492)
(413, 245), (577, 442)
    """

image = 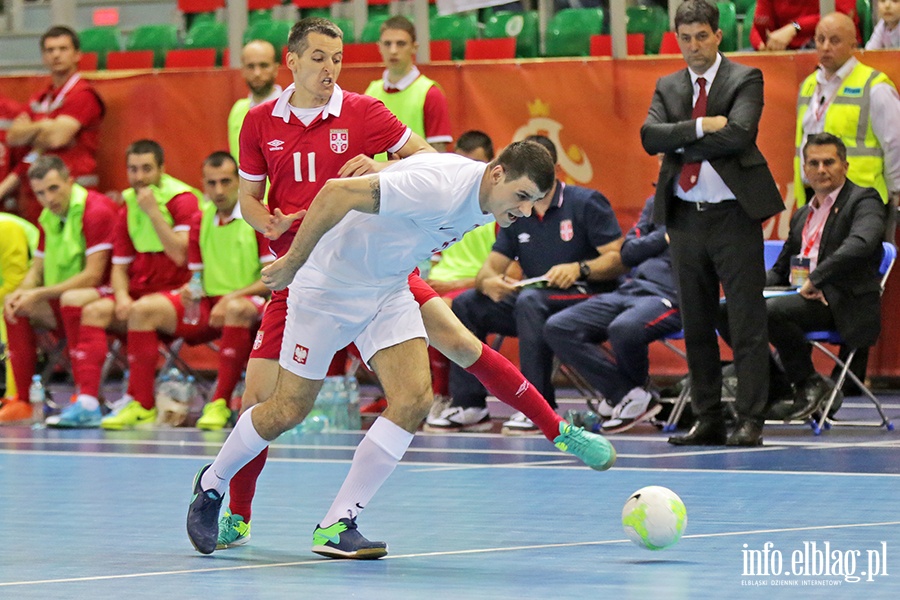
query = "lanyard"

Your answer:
(811, 72), (845, 123)
(801, 204), (828, 257)
(36, 74), (81, 114)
